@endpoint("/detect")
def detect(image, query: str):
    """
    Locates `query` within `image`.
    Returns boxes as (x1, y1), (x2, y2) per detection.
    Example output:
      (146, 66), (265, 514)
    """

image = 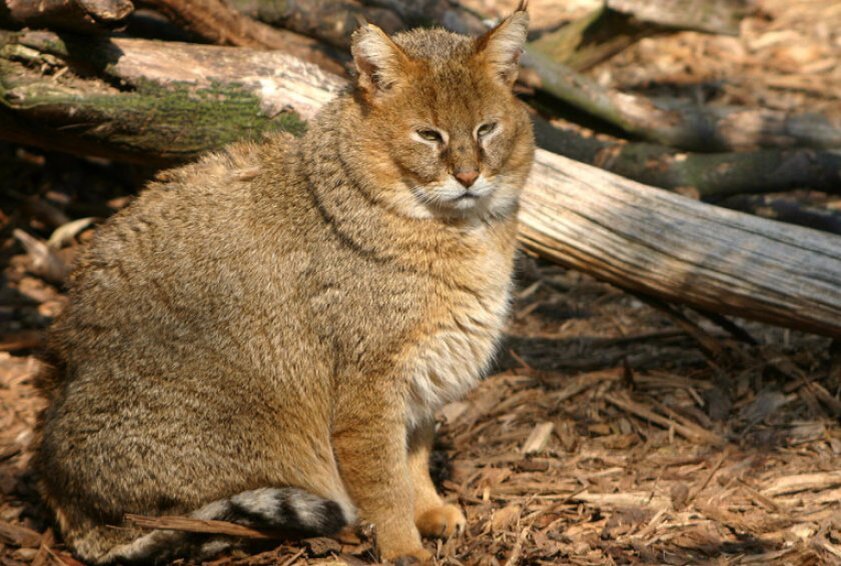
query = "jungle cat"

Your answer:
(34, 4), (534, 563)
